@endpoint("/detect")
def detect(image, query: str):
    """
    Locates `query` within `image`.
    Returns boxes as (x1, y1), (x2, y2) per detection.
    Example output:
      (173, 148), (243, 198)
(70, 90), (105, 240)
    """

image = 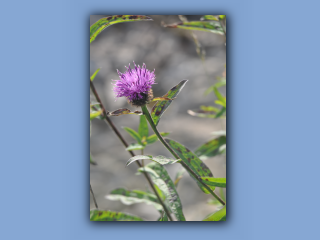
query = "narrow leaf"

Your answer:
(195, 136), (226, 160)
(214, 107), (226, 118)
(220, 188), (226, 202)
(126, 155), (180, 167)
(213, 87), (226, 107)
(138, 115), (149, 139)
(158, 212), (169, 221)
(151, 80), (188, 126)
(90, 15), (153, 43)
(90, 209), (143, 221)
(165, 138), (215, 194)
(146, 132), (170, 145)
(163, 21), (224, 35)
(201, 15), (219, 21)
(174, 168), (186, 187)
(139, 162), (186, 221)
(151, 97), (175, 102)
(123, 127), (142, 144)
(126, 143), (145, 151)
(109, 108), (142, 116)
(90, 110), (103, 120)
(106, 188), (162, 211)
(200, 177), (226, 188)
(202, 206), (226, 221)
(90, 68), (100, 81)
